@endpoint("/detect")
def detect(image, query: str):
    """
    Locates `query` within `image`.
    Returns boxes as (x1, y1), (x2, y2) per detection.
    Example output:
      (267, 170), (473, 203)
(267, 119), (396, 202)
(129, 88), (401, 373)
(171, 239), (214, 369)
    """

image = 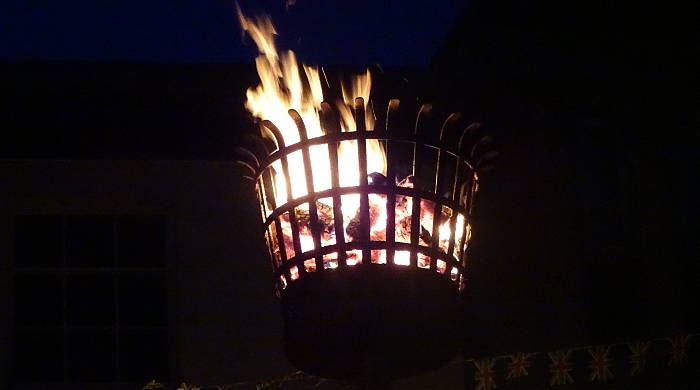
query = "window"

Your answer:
(12, 215), (168, 385)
